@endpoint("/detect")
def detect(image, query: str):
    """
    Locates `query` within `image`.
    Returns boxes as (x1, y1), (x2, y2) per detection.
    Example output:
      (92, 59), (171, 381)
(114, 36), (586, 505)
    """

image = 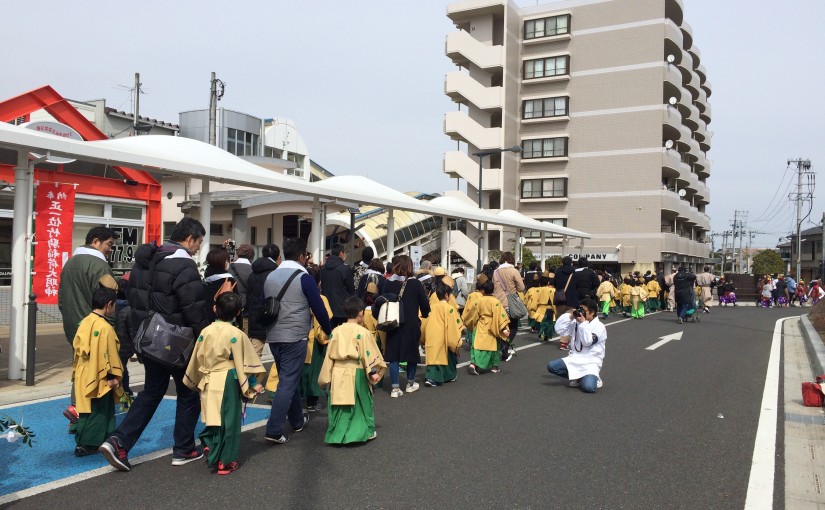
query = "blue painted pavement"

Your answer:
(0, 397), (270, 498)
